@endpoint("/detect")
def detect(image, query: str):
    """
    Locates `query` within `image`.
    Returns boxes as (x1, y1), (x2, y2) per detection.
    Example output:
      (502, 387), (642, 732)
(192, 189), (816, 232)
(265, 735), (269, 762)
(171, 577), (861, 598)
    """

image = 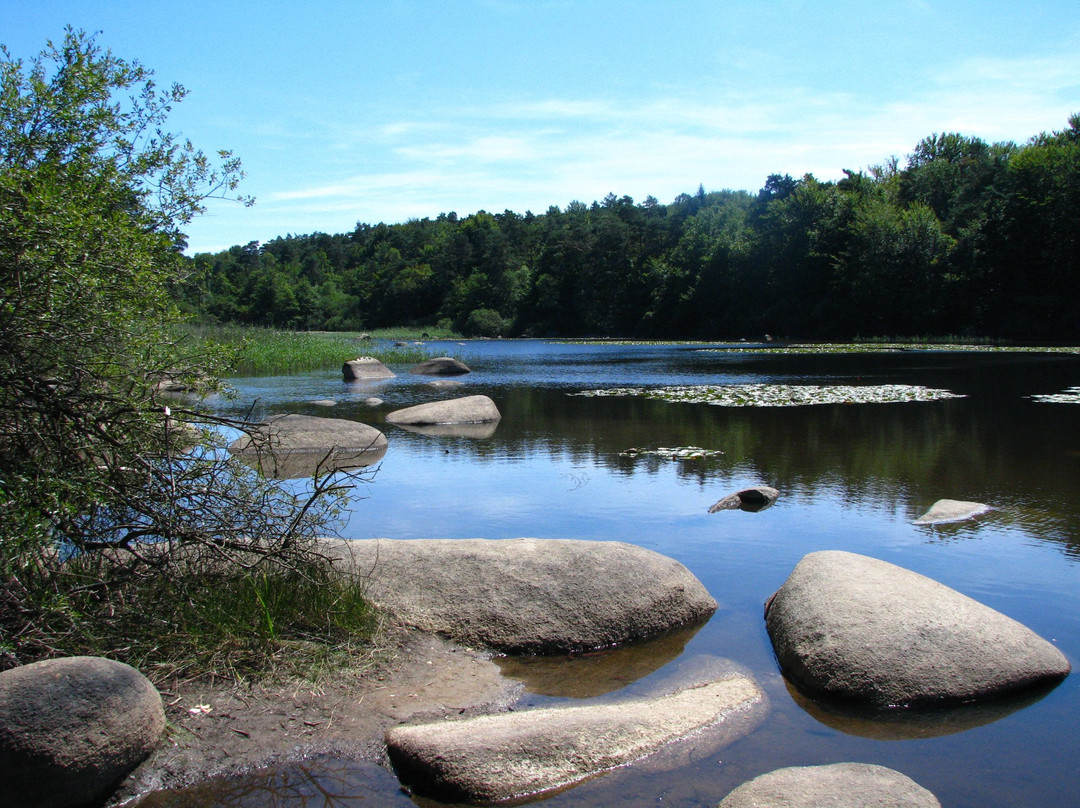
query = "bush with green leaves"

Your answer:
(0, 29), (374, 679)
